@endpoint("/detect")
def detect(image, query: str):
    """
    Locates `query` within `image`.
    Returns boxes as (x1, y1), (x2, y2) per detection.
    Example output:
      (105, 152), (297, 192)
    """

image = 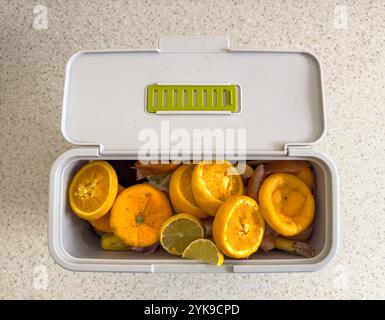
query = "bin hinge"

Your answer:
(285, 144), (312, 156)
(98, 145), (136, 156)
